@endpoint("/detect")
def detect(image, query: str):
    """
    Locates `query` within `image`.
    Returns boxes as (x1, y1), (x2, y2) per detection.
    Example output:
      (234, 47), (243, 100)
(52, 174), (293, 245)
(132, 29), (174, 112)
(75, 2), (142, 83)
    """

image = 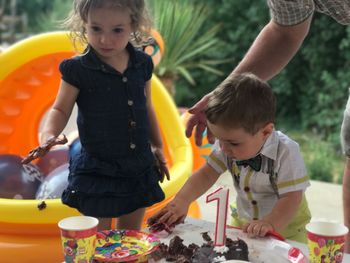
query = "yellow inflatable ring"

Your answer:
(0, 31), (198, 262)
